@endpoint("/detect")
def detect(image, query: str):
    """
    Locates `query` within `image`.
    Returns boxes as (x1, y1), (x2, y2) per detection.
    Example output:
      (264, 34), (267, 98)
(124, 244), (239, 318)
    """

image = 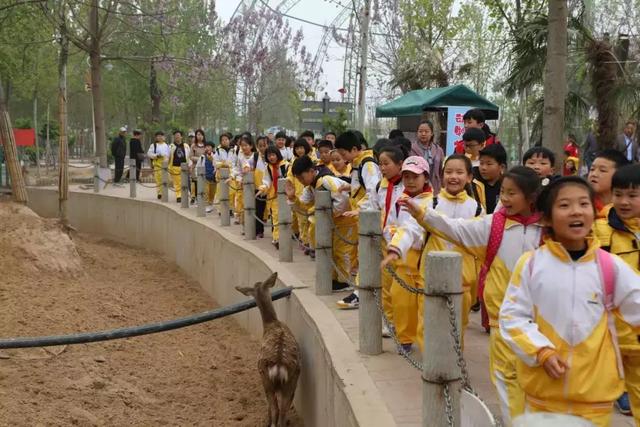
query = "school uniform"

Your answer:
(259, 160), (289, 243)
(203, 153), (217, 205)
(215, 146), (237, 208)
(415, 205), (544, 423)
(349, 149), (381, 210)
(169, 142), (190, 199)
(287, 158), (311, 247)
(385, 190), (433, 346)
(146, 142), (170, 196)
(249, 153), (267, 235)
(231, 151), (253, 222)
(500, 238), (640, 426)
(190, 143), (206, 201)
